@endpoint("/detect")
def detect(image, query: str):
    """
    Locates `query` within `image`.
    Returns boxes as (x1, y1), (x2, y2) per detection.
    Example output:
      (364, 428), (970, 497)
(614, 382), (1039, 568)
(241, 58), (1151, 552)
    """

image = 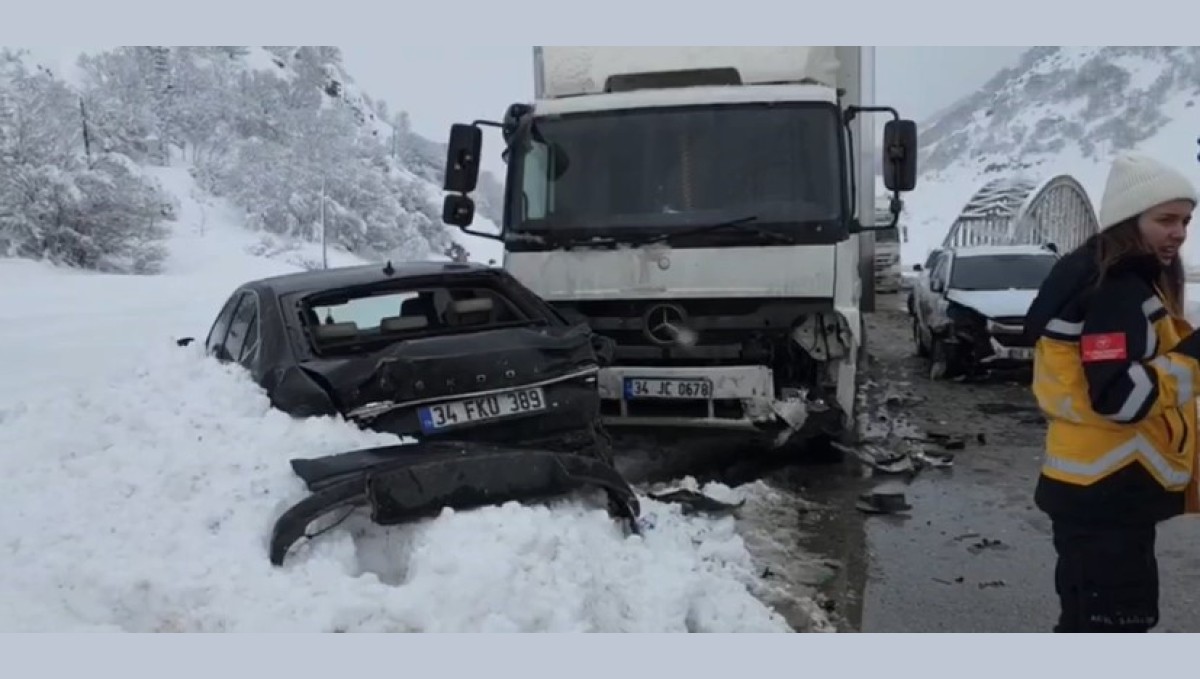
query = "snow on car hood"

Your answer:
(946, 288), (1038, 319)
